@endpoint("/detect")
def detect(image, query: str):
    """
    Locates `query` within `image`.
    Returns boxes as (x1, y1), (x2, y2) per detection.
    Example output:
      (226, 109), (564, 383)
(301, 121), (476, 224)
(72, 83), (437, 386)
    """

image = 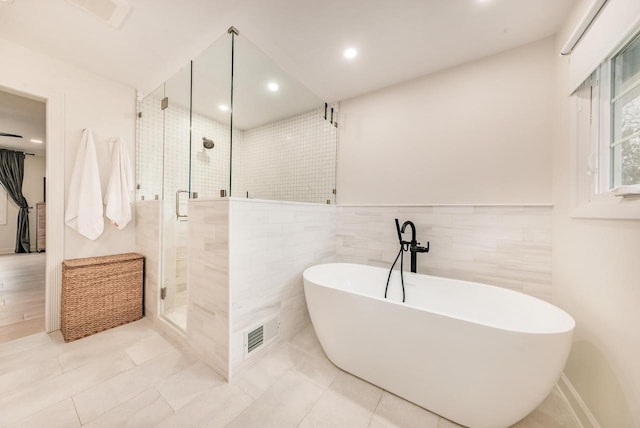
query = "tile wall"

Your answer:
(136, 95), (336, 204)
(136, 92), (164, 201)
(336, 205), (553, 301)
(185, 198), (336, 379)
(134, 201), (161, 321)
(136, 93), (231, 201)
(232, 108), (337, 203)
(187, 200), (231, 379)
(228, 199), (336, 377)
(138, 199), (553, 379)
